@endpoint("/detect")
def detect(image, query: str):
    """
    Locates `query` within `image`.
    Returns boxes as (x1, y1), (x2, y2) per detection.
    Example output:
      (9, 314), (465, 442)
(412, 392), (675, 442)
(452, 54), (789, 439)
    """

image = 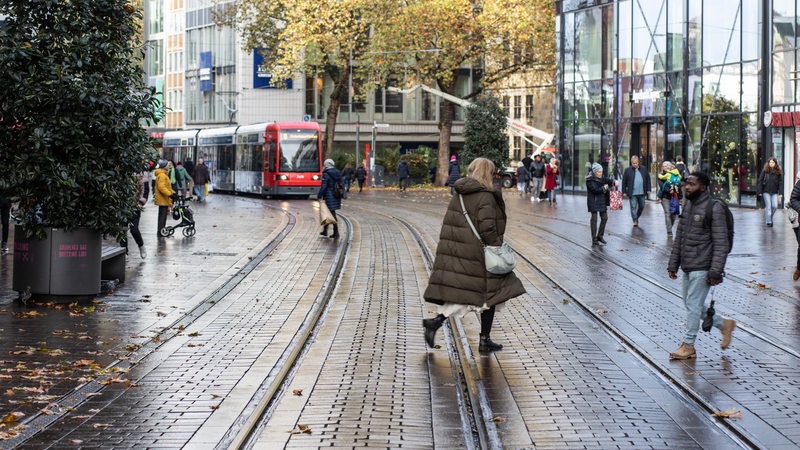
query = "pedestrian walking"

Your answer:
(318, 159), (343, 239)
(621, 155), (651, 227)
(154, 159), (176, 238)
(529, 154), (546, 202)
(173, 162), (193, 199)
(544, 158), (560, 204)
(515, 161), (530, 197)
(446, 155), (461, 196)
(757, 157), (783, 227)
(0, 195), (10, 255)
(192, 158), (210, 202)
(342, 163), (354, 192)
(121, 170), (148, 258)
(790, 171), (800, 281)
(521, 152), (533, 193)
(397, 158), (411, 191)
(656, 161), (683, 237)
(667, 172), (736, 360)
(355, 164), (367, 192)
(422, 157), (526, 353)
(586, 163), (615, 246)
